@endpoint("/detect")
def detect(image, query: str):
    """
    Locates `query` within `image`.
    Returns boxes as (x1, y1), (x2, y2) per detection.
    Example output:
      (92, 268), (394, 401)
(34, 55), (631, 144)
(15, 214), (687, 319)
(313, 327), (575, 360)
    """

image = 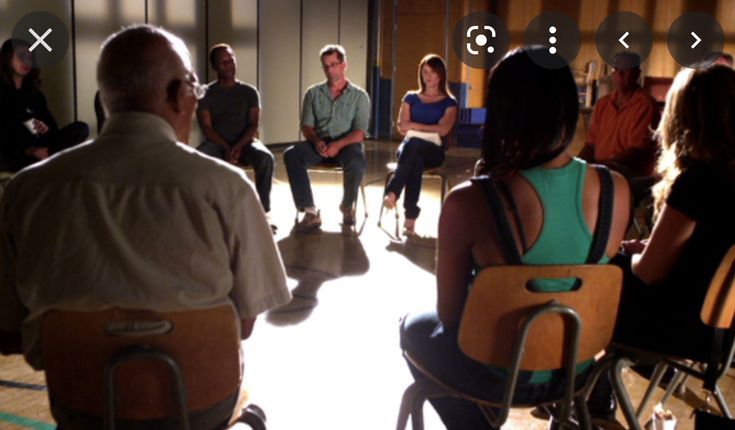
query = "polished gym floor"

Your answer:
(0, 141), (733, 429)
